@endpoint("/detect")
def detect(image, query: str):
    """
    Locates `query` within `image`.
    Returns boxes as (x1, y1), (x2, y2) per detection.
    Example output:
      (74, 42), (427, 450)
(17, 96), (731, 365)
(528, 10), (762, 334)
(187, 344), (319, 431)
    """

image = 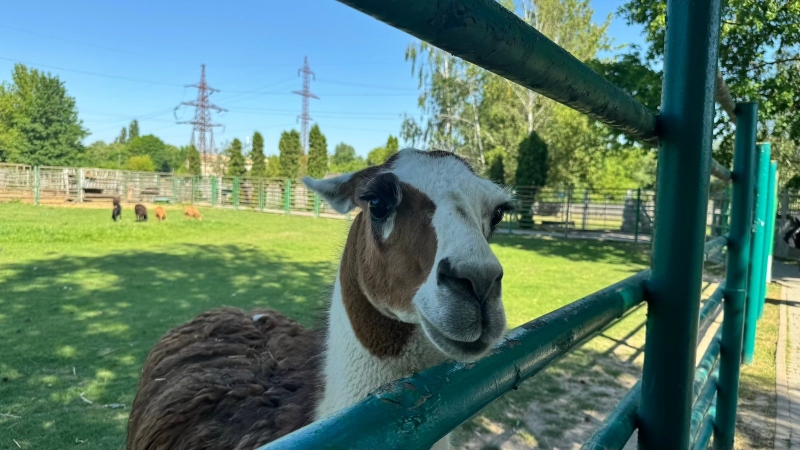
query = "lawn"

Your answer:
(0, 202), (649, 449)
